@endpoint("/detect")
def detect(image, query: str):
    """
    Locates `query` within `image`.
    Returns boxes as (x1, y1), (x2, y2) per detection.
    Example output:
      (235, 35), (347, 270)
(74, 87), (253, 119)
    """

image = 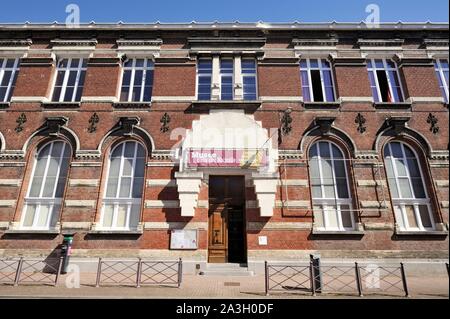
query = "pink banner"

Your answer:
(187, 149), (268, 168)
